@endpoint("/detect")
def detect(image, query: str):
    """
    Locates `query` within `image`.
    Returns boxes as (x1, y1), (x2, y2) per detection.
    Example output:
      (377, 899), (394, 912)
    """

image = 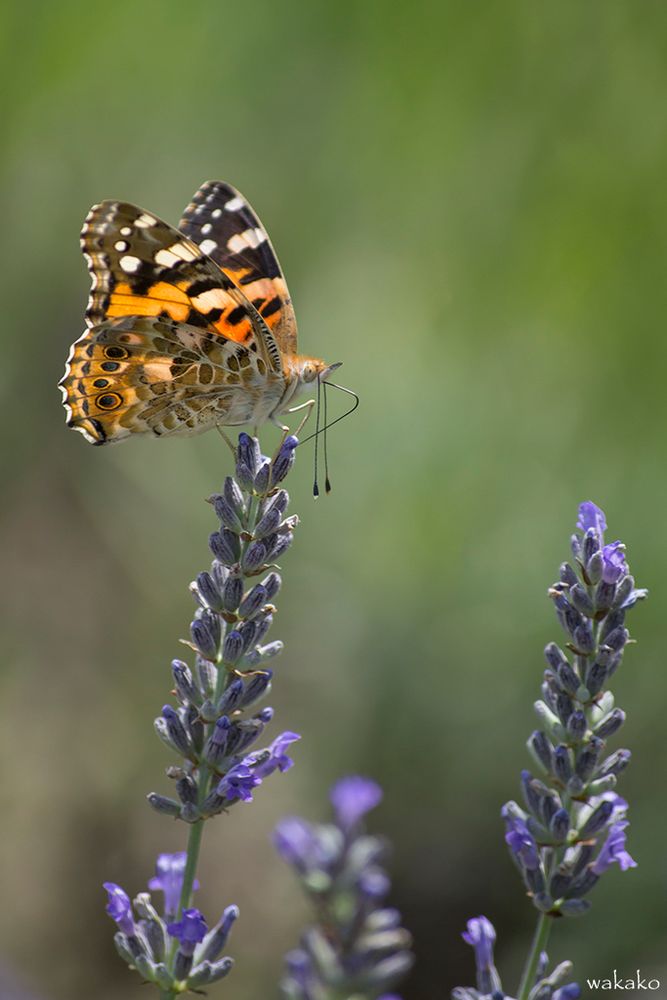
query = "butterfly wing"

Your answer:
(62, 315), (276, 444)
(61, 201), (285, 443)
(179, 181), (298, 355)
